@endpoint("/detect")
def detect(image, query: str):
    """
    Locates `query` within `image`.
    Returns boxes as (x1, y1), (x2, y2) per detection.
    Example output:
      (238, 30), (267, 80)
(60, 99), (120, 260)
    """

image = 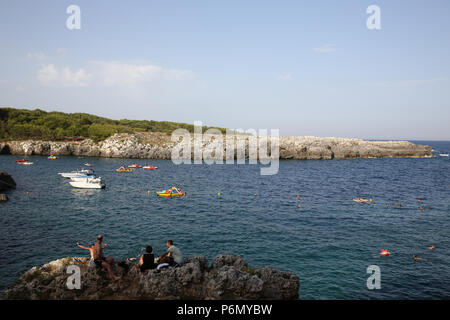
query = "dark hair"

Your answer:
(146, 245), (153, 253)
(97, 235), (103, 241)
(167, 240), (173, 245)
